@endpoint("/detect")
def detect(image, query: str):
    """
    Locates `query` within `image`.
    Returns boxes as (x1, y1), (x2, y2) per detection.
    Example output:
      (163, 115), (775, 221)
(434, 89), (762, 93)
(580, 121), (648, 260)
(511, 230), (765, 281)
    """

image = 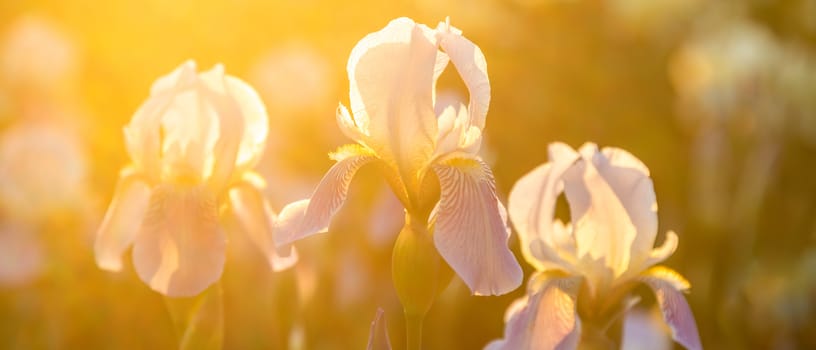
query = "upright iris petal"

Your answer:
(276, 17), (521, 298)
(489, 142), (701, 350)
(95, 60), (295, 297)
